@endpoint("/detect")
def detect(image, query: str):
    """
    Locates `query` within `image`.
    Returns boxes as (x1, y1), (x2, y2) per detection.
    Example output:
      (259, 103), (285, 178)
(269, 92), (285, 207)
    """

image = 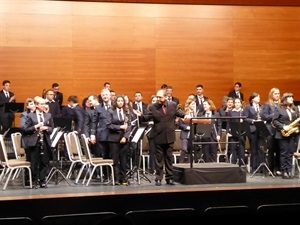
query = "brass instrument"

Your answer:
(281, 117), (300, 137)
